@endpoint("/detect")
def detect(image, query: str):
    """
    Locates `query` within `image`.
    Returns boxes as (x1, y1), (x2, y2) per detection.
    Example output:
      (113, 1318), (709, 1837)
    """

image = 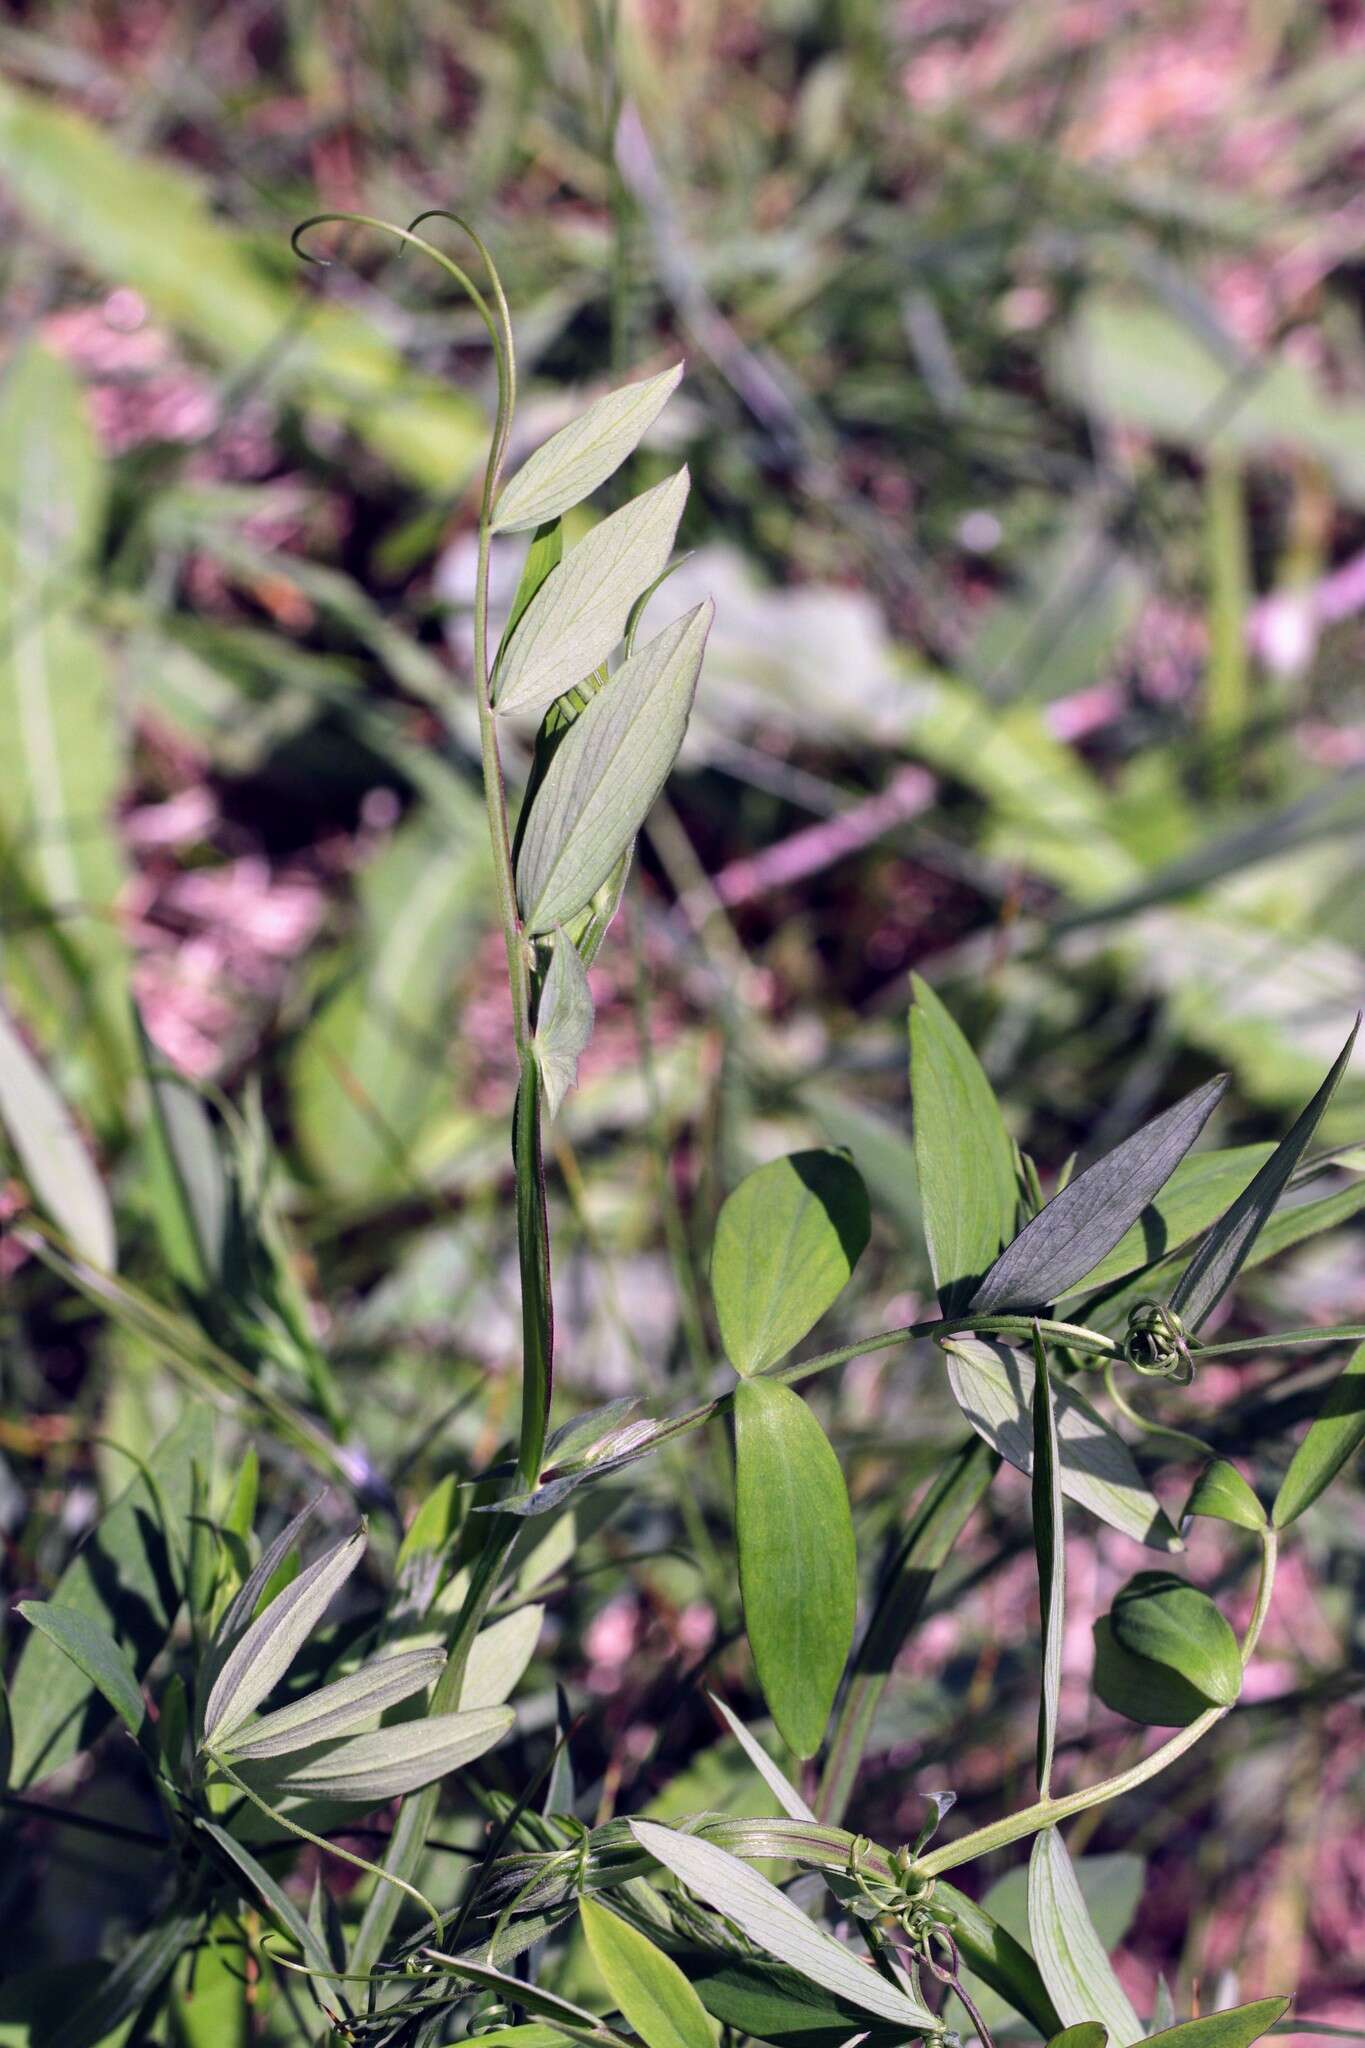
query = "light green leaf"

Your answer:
(1047, 2029), (1109, 2048)
(135, 1011), (227, 1291)
(16, 1603), (146, 1748)
(711, 1150), (870, 1377)
(259, 1704), (513, 1802)
(1109, 1572), (1241, 1707)
(494, 365), (684, 533)
(0, 1004), (114, 1270)
(909, 974), (1018, 1313)
(503, 520), (565, 648)
(942, 1336), (1181, 1550)
(1183, 1460), (1265, 1532)
(535, 935), (596, 1118)
(630, 1822), (938, 2030)
(459, 1603), (544, 1710)
(733, 1380), (856, 1760)
(9, 1404), (211, 1786)
(1032, 1331), (1064, 1797)
(1028, 1828), (1143, 2048)
(1142, 1999), (1290, 2048)
(219, 1647), (446, 1760)
(580, 1895), (716, 2048)
(494, 471), (690, 718)
(517, 601), (712, 933)
(203, 1527), (365, 1745)
(1170, 1023), (1359, 1330)
(1273, 1341), (1365, 1526)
